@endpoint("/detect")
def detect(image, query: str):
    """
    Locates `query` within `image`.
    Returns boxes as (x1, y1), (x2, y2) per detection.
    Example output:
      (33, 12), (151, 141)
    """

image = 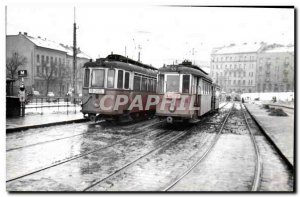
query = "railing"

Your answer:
(25, 96), (82, 115)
